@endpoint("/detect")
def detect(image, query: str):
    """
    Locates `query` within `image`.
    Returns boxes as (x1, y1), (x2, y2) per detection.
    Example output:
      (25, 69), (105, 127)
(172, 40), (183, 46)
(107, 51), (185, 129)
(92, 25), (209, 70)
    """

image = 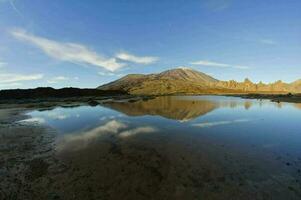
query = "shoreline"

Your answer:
(1, 93), (301, 109)
(227, 93), (301, 104)
(0, 107), (59, 199)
